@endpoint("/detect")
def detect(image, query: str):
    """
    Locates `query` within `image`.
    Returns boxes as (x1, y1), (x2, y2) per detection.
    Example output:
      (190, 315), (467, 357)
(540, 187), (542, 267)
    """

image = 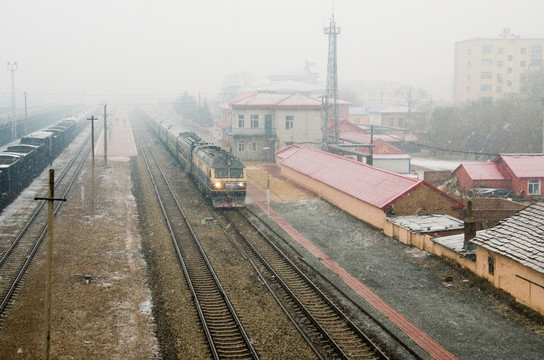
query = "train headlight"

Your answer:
(238, 182), (246, 189)
(214, 182), (223, 189)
